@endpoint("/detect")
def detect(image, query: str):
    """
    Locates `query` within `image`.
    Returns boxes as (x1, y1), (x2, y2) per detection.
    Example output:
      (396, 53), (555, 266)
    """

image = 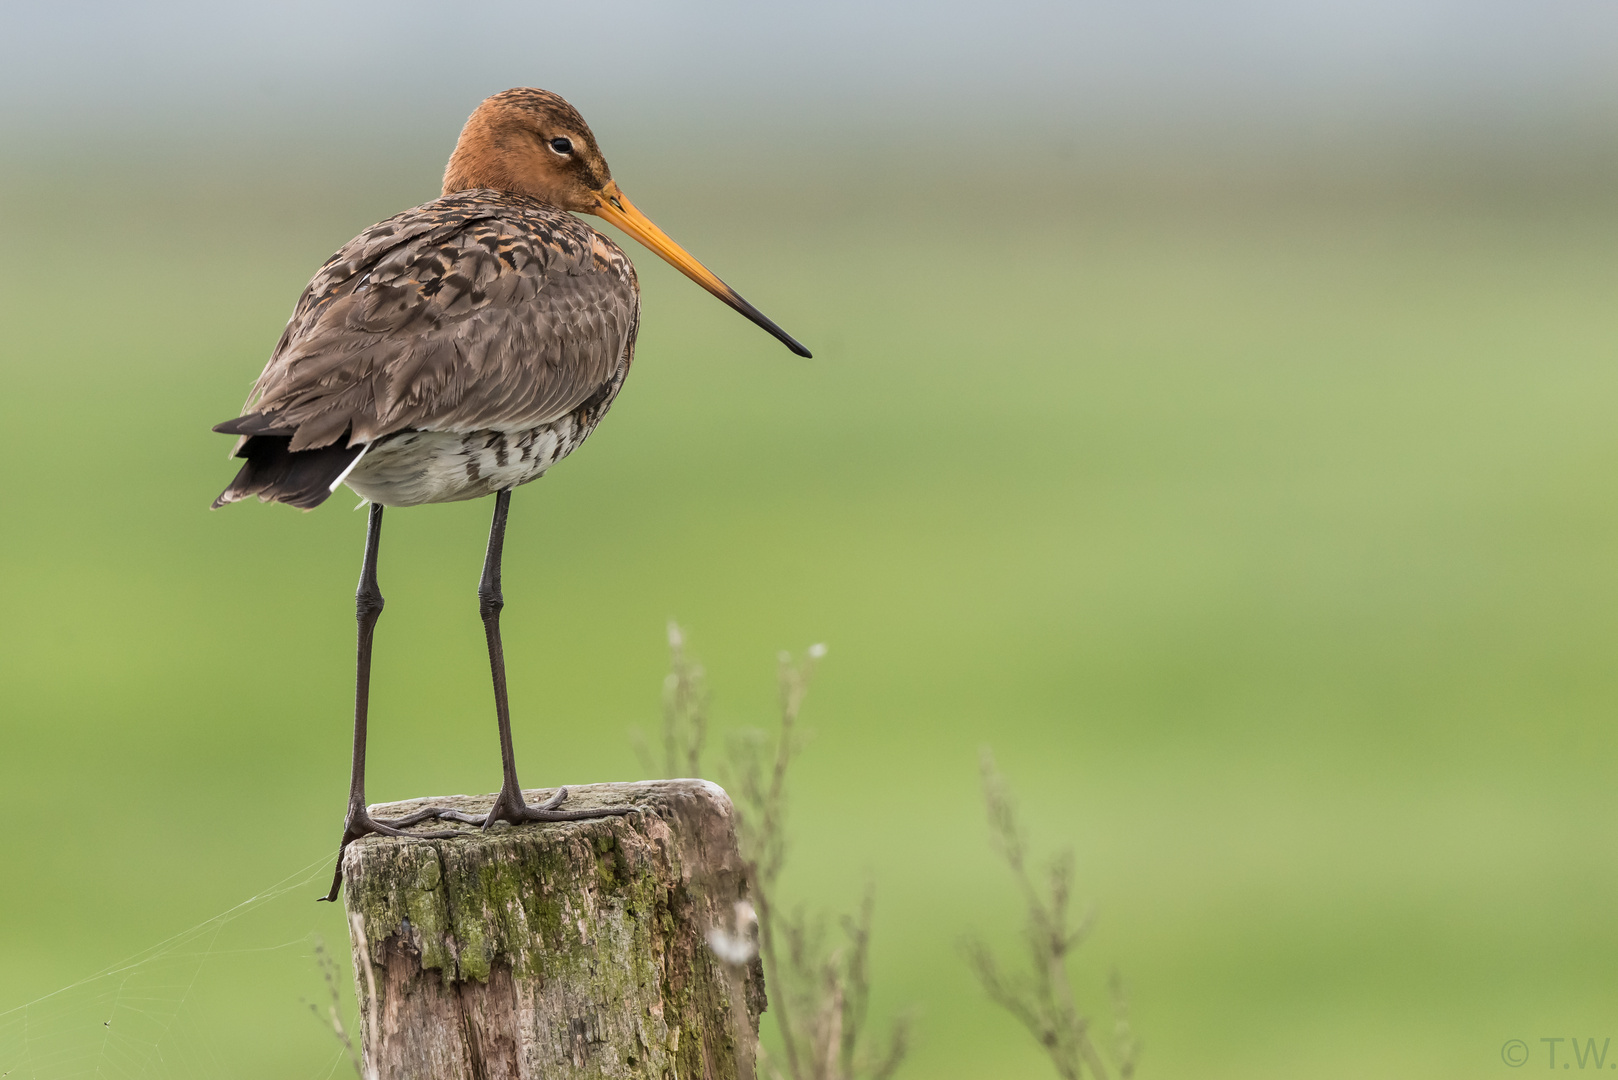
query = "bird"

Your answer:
(211, 88), (809, 902)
